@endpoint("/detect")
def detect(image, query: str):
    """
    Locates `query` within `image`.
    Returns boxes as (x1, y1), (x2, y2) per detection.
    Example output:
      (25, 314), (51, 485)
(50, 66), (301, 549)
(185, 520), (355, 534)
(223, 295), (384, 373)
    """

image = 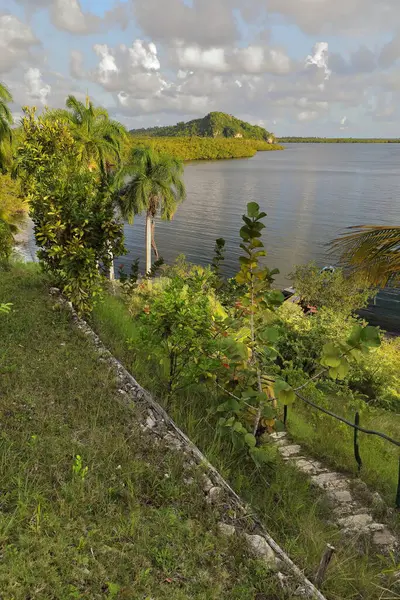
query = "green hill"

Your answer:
(130, 112), (275, 142)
